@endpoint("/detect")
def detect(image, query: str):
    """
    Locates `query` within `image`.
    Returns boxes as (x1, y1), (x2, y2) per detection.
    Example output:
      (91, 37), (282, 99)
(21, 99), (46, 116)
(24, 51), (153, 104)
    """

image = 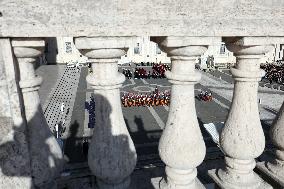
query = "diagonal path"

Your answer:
(43, 66), (81, 135)
(64, 67), (88, 163)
